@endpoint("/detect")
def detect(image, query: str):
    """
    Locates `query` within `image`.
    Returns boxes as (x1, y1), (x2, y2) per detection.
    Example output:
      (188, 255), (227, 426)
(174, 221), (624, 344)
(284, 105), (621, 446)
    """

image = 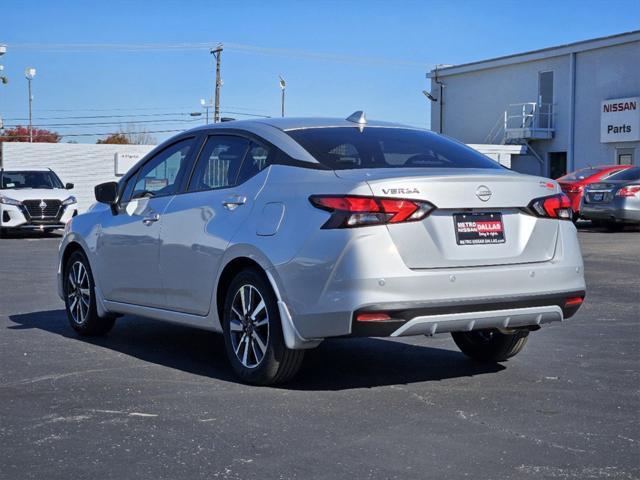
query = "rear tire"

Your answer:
(451, 329), (529, 362)
(64, 251), (115, 336)
(222, 268), (304, 385)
